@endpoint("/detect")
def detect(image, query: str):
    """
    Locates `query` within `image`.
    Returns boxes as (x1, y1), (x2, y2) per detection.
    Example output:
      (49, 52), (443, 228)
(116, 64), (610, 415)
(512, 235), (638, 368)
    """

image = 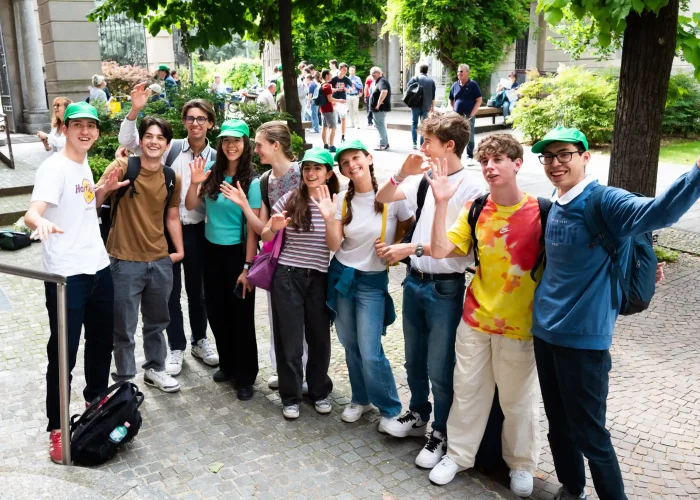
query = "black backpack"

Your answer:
(70, 380), (144, 466)
(312, 84), (328, 107)
(467, 193), (552, 280)
(583, 185), (658, 315)
(99, 157), (176, 244)
(403, 79), (424, 108)
(400, 175), (432, 264)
